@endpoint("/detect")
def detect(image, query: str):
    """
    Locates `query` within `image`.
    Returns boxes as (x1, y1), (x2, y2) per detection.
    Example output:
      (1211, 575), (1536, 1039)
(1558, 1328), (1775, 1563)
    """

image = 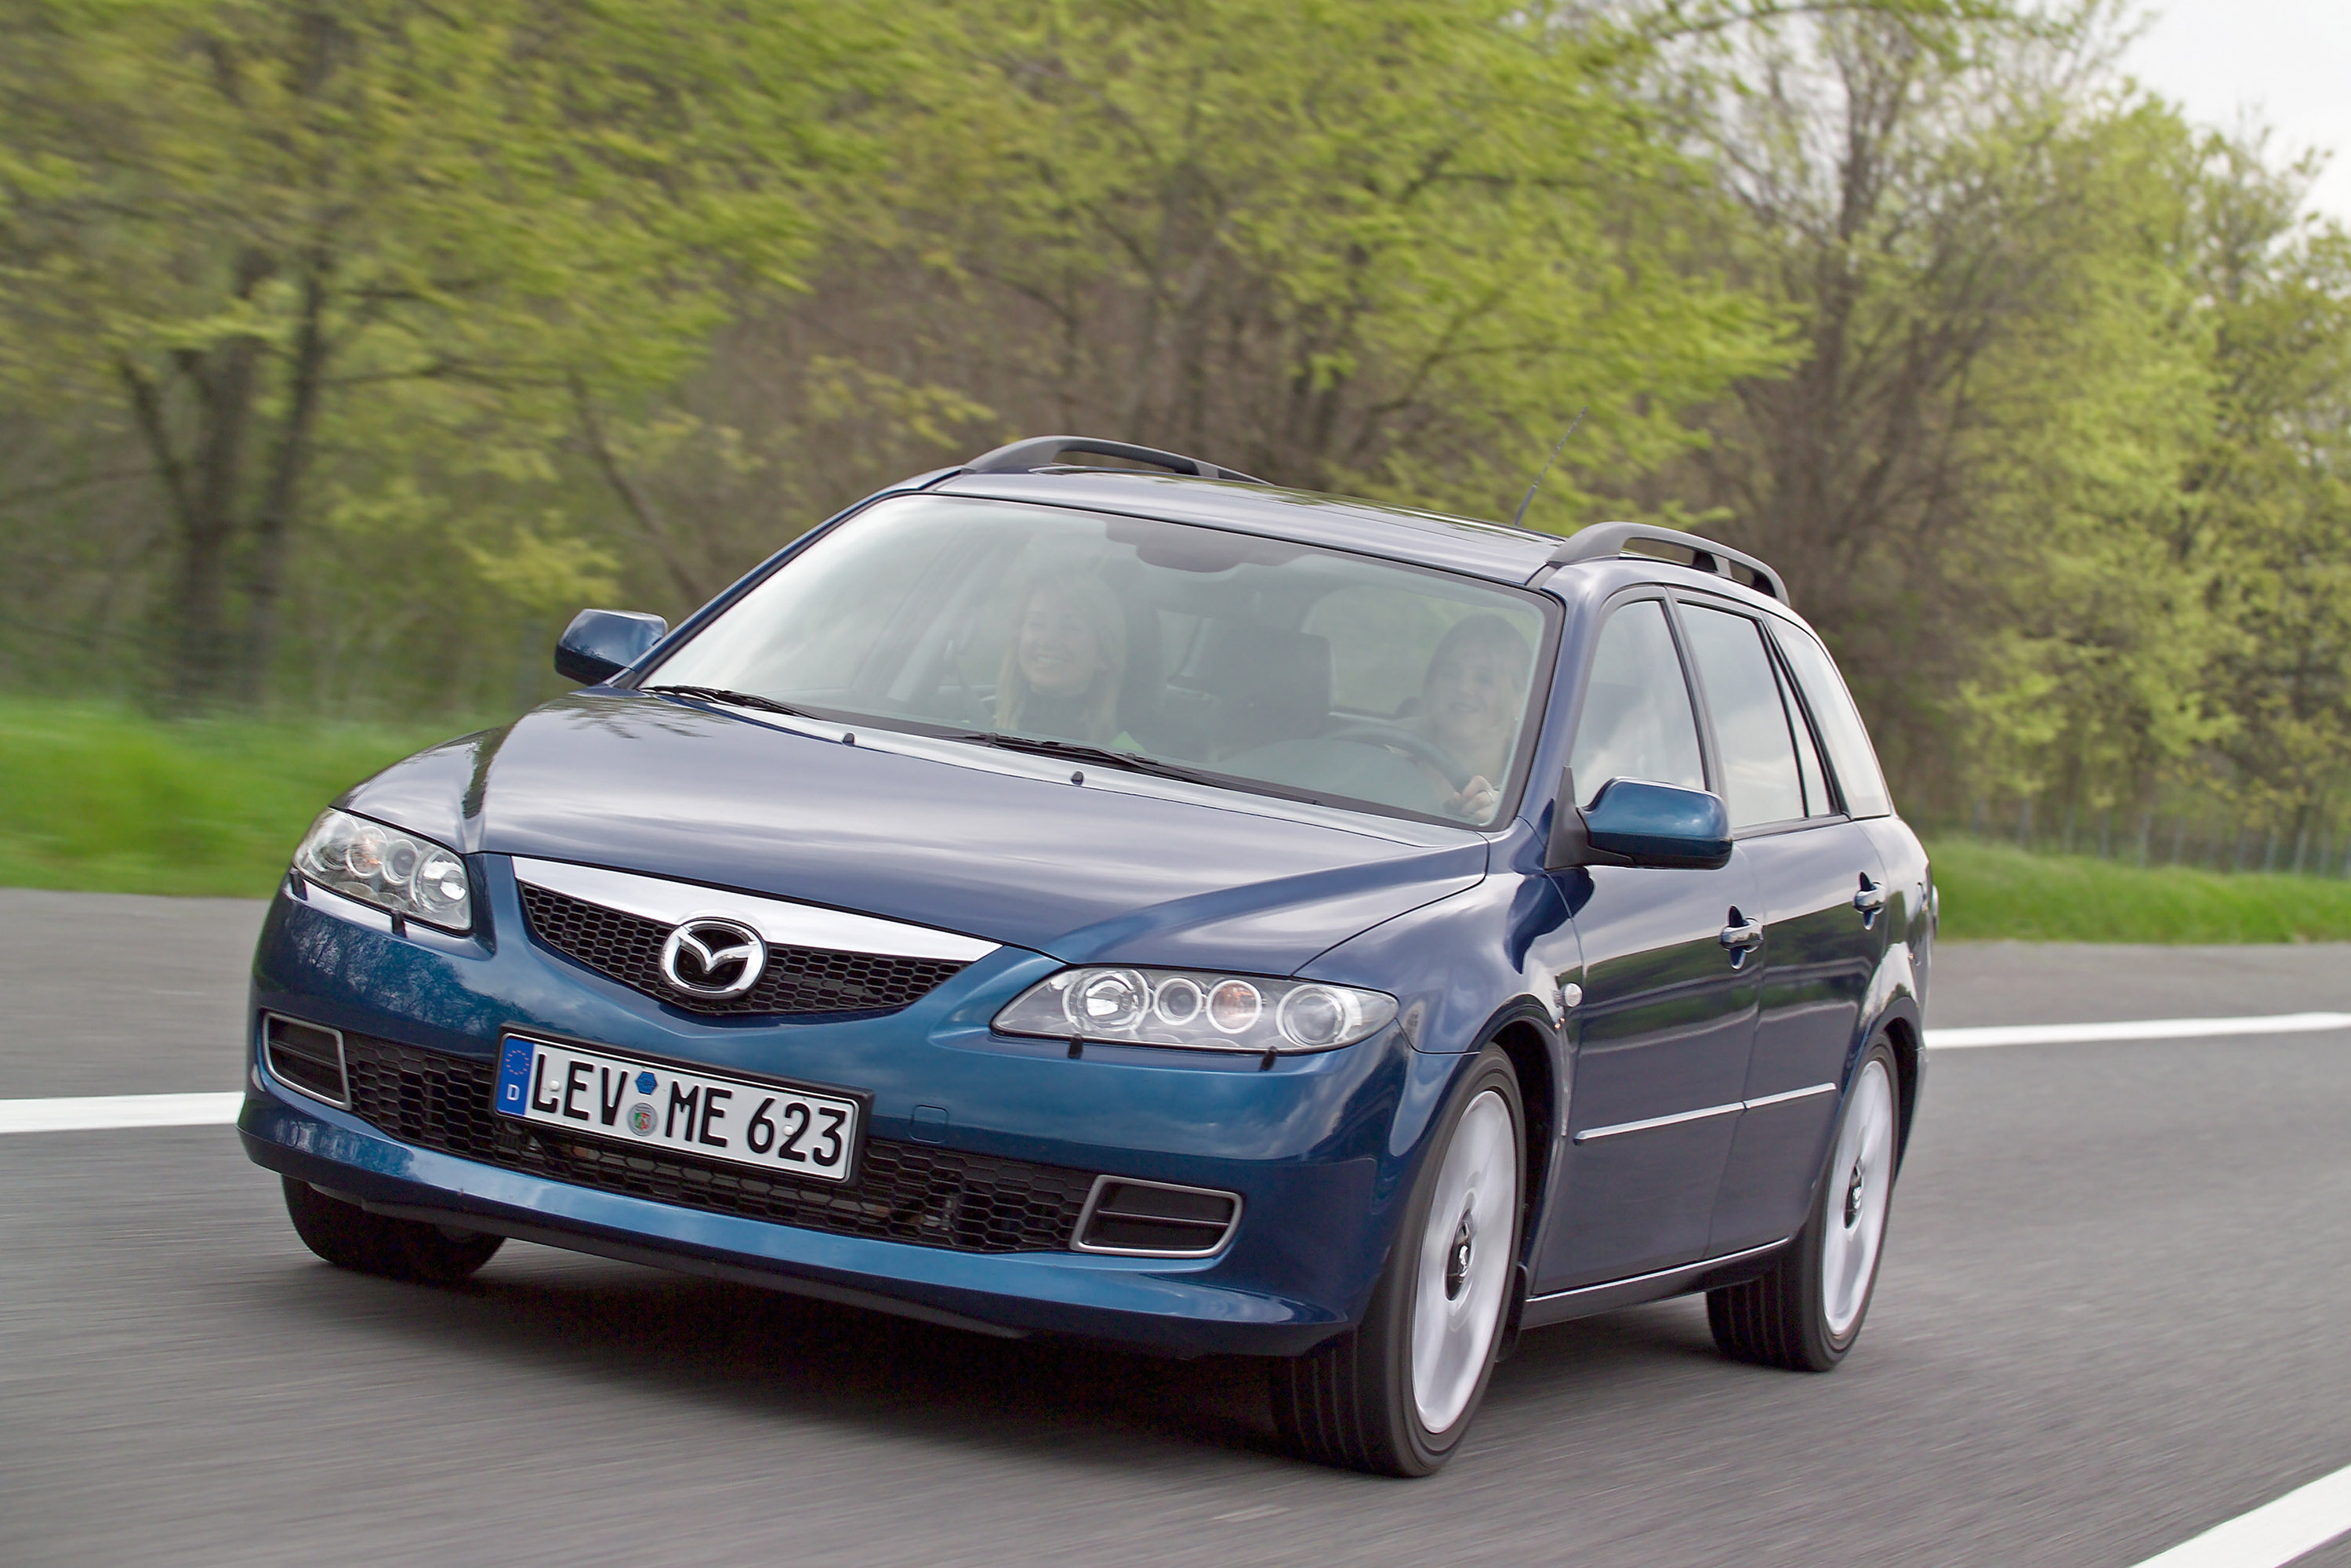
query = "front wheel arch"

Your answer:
(1483, 1017), (1558, 1273)
(1273, 1044), (1526, 1475)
